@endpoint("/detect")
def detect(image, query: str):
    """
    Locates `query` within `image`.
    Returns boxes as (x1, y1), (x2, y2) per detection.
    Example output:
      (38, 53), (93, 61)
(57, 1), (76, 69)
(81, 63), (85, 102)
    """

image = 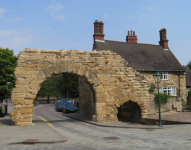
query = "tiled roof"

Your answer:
(95, 40), (185, 71)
